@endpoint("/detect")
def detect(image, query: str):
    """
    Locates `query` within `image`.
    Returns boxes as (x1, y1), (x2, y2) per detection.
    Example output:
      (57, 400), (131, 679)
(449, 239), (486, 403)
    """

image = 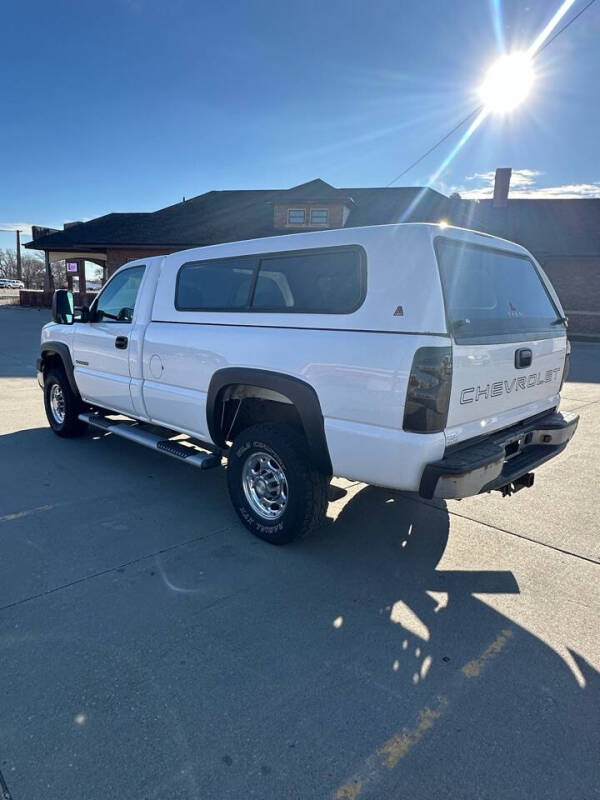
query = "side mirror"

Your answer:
(51, 289), (74, 325)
